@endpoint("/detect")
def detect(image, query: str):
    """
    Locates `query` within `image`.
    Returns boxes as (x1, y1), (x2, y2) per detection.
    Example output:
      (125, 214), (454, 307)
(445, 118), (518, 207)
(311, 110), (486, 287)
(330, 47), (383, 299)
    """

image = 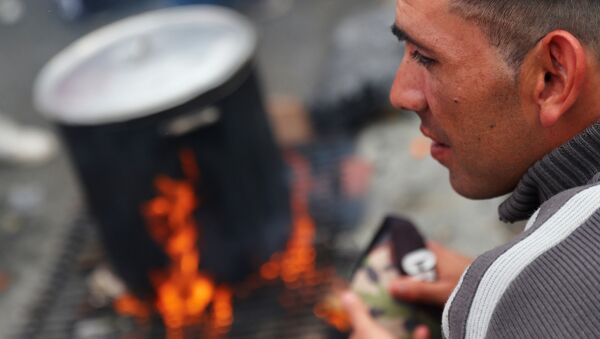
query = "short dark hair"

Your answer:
(449, 0), (600, 71)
